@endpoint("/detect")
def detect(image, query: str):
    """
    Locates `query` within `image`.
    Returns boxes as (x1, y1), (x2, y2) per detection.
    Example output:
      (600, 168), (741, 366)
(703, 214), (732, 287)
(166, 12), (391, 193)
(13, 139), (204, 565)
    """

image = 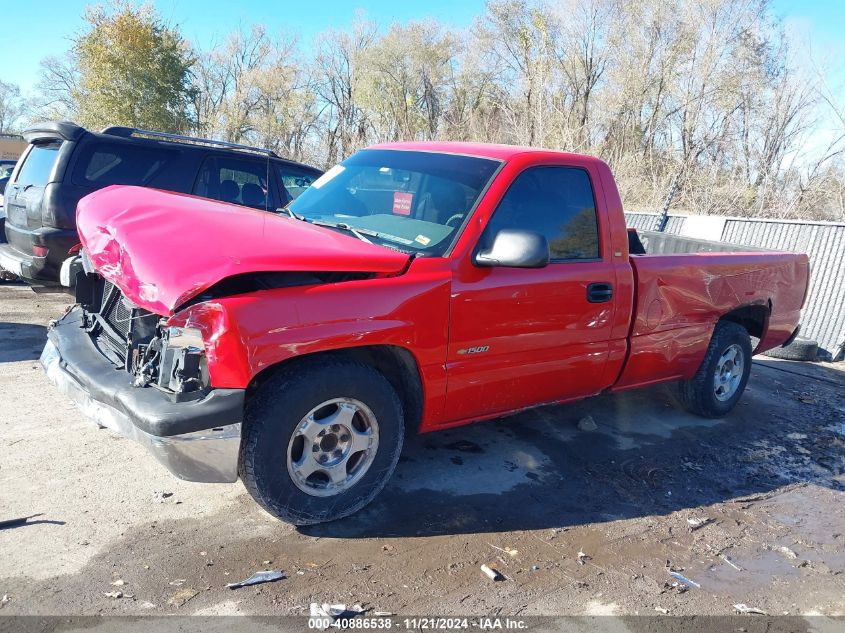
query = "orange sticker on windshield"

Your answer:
(393, 192), (413, 215)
